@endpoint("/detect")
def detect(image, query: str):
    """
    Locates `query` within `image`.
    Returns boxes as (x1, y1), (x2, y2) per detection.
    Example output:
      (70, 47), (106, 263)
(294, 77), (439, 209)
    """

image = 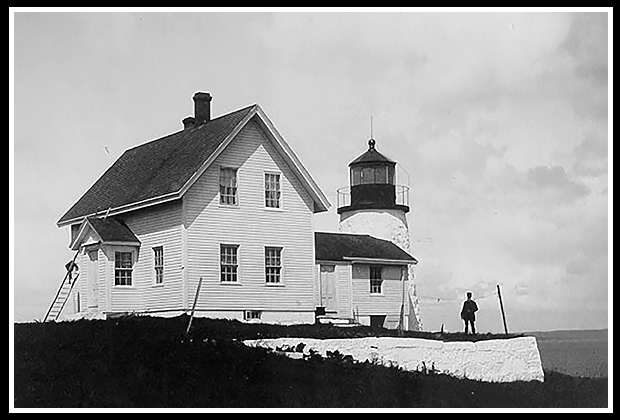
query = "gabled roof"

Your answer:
(70, 217), (140, 250)
(57, 104), (330, 227)
(315, 232), (417, 264)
